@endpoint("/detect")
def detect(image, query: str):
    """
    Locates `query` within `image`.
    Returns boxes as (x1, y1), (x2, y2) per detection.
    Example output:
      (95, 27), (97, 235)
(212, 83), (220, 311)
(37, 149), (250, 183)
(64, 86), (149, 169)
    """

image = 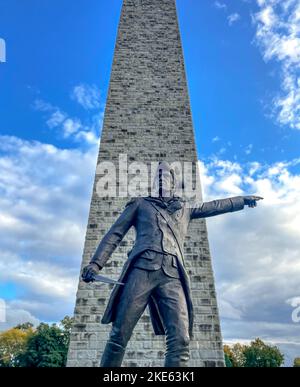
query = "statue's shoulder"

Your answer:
(125, 197), (145, 208)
